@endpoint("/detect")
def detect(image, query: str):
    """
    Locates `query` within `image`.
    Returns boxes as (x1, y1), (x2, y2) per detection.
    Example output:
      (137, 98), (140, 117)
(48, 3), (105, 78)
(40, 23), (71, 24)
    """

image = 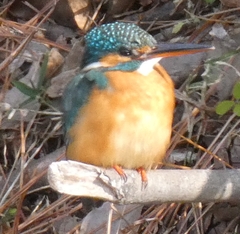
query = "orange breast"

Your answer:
(66, 64), (175, 170)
